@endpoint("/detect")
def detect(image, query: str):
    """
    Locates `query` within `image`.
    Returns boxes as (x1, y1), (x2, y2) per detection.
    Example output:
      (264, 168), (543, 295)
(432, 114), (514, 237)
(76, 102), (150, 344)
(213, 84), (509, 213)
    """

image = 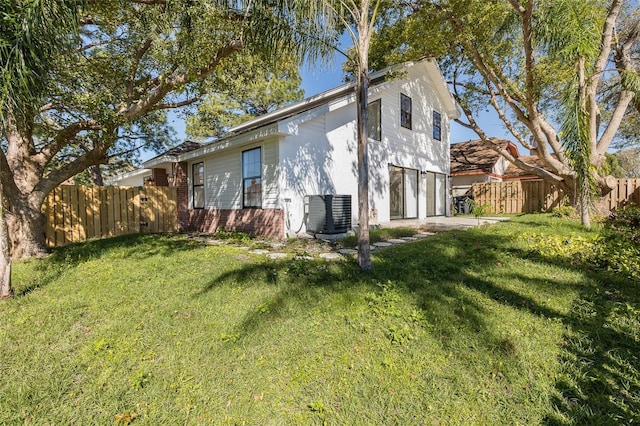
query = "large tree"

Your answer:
(1, 0), (336, 259)
(369, 0), (640, 226)
(186, 56), (304, 138)
(1, 0), (83, 297)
